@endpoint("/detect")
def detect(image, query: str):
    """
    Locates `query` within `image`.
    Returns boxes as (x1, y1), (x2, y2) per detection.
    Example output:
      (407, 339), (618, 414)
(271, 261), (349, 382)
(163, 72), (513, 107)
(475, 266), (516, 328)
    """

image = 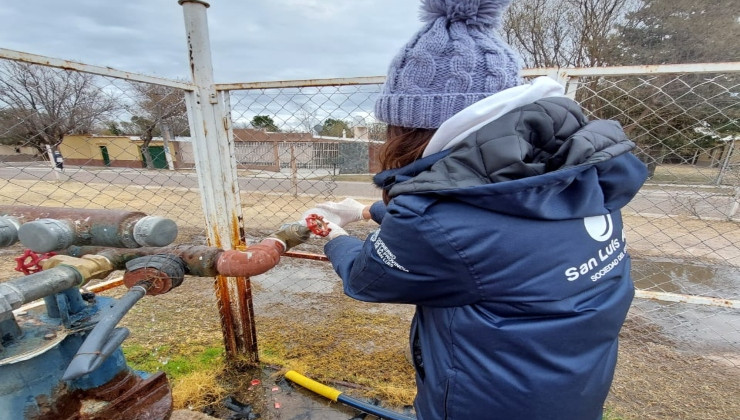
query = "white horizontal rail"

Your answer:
(216, 76), (386, 91)
(557, 62), (740, 77)
(635, 289), (740, 309)
(0, 48), (196, 91)
(217, 62), (740, 91)
(2, 48), (736, 91)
